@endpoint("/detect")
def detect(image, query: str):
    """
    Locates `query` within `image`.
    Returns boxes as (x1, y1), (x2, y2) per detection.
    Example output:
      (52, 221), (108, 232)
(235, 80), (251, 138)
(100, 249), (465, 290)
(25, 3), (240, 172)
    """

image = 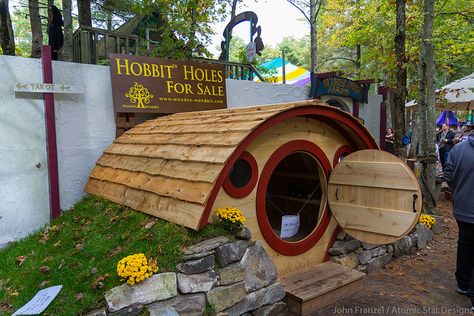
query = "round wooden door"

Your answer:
(328, 149), (422, 244)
